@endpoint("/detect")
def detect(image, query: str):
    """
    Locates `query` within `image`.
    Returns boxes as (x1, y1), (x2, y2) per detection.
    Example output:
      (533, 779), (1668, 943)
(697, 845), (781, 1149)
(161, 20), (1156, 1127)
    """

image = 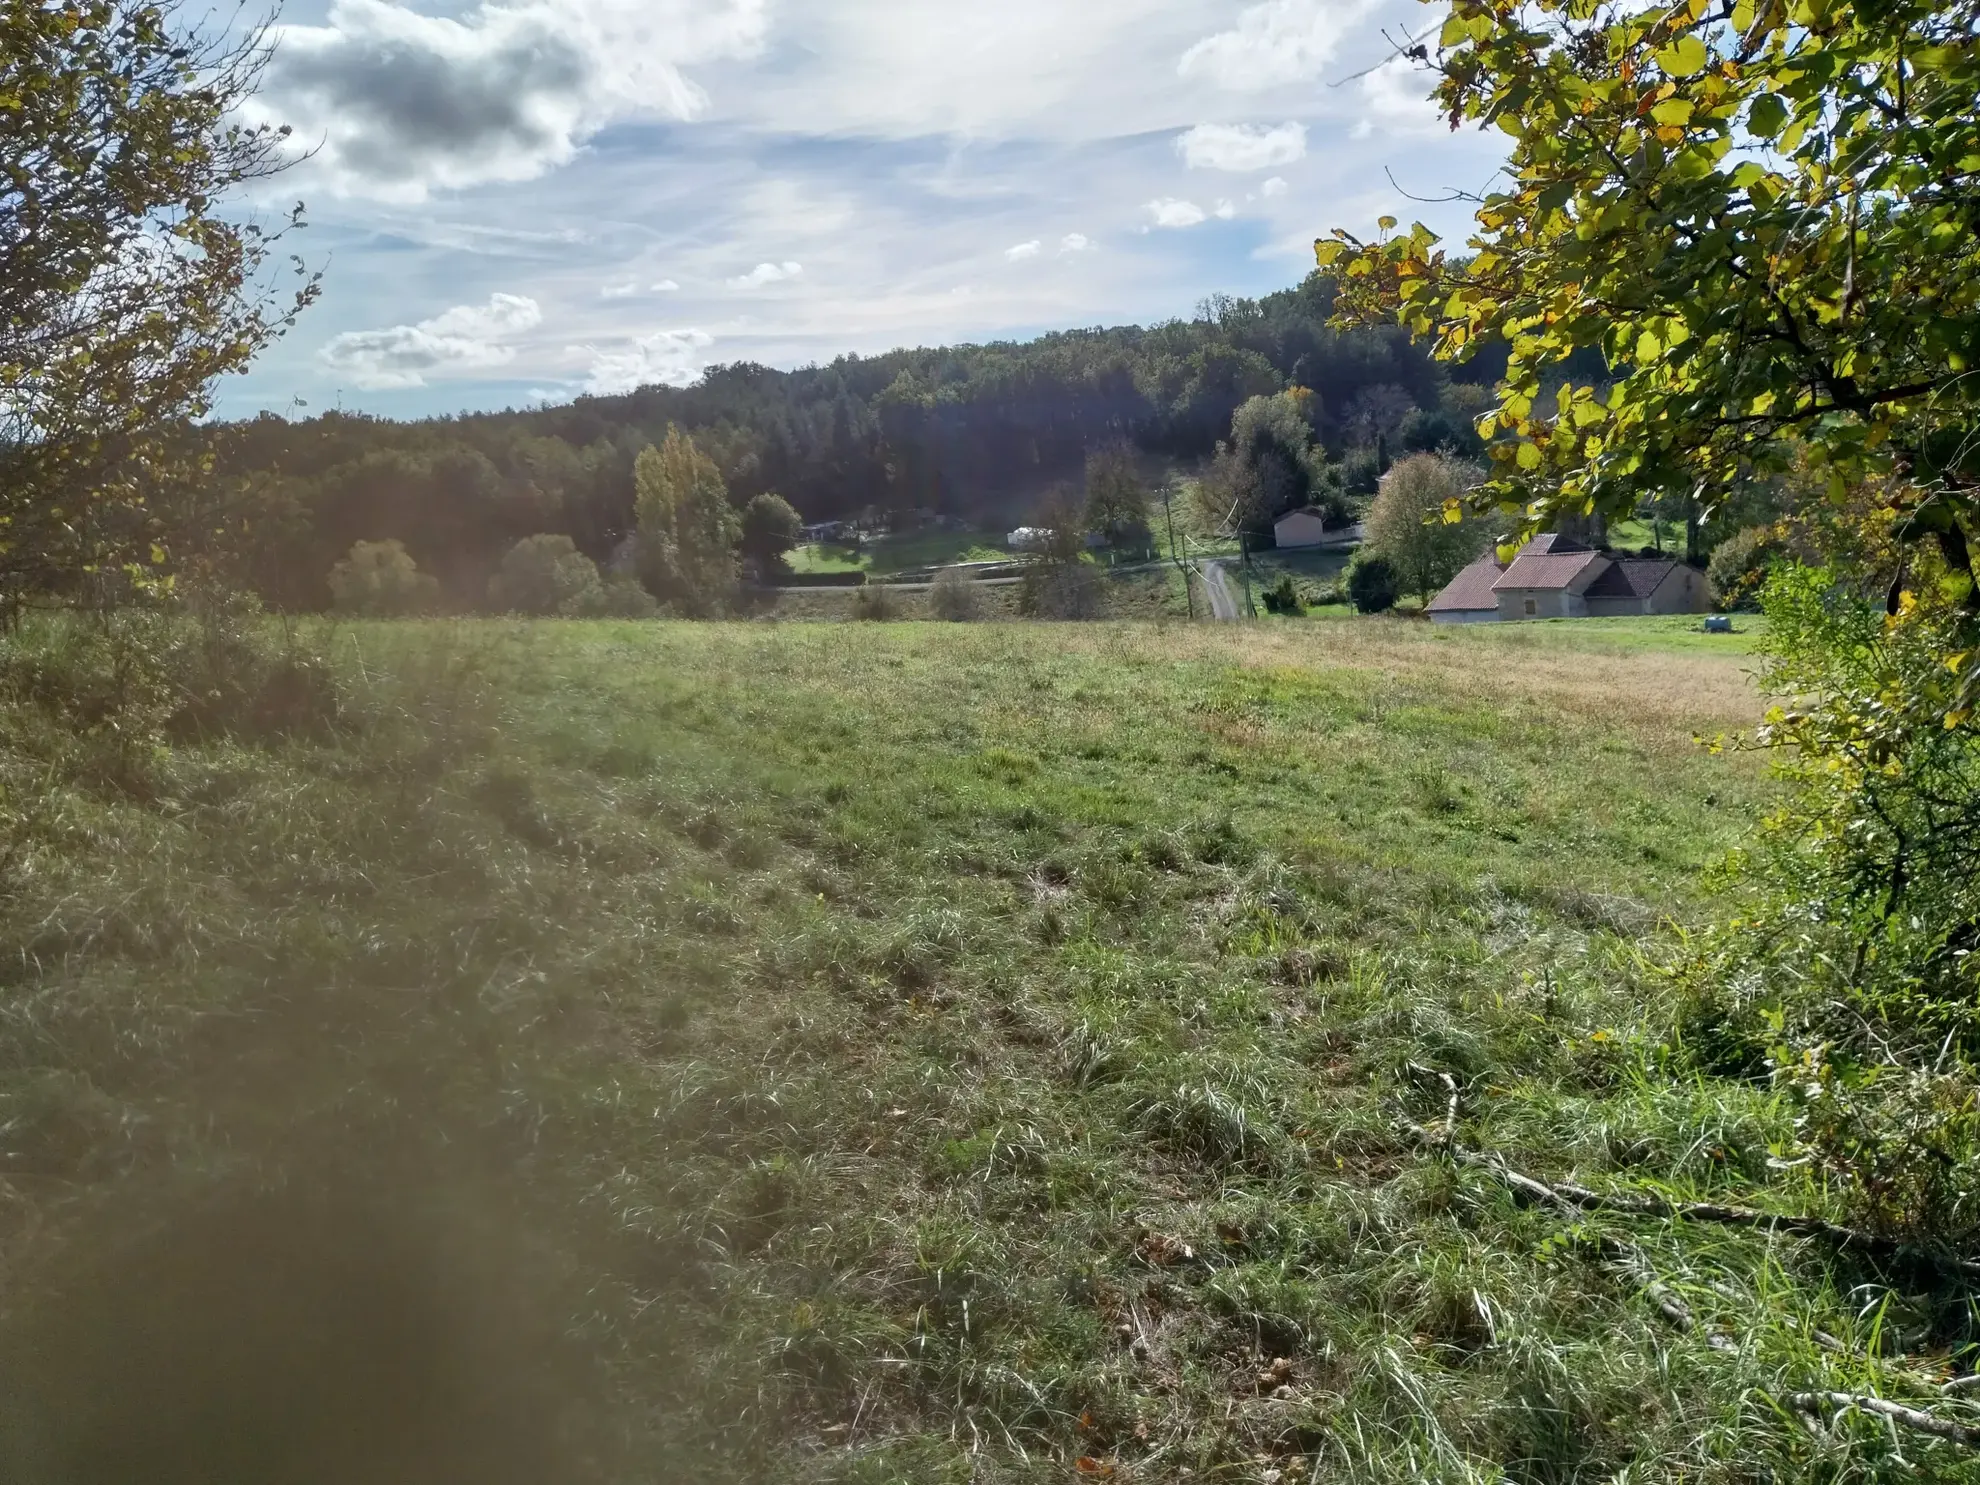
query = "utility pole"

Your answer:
(1164, 485), (1195, 619)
